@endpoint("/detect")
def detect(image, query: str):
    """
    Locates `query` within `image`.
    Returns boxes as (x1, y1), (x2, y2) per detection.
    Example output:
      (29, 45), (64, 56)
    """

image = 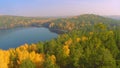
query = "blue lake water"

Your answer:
(0, 27), (58, 49)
